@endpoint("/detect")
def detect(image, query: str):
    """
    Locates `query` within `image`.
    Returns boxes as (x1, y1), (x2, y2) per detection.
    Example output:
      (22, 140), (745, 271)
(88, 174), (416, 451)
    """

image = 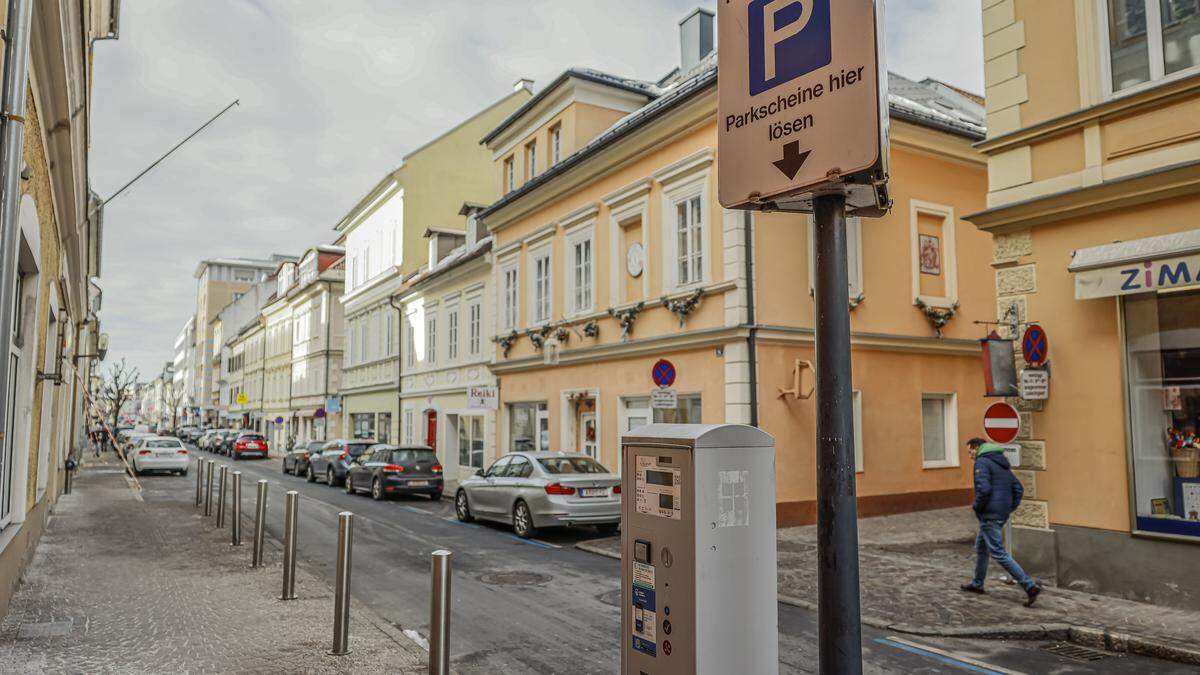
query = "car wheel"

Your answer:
(281, 461), (289, 474)
(181, 468), (189, 477)
(306, 464), (316, 483)
(596, 523), (619, 537)
(326, 467), (336, 486)
(371, 478), (384, 501)
(294, 463), (304, 477)
(455, 491), (473, 522)
(513, 501), (536, 539)
(344, 475), (354, 494)
(431, 490), (443, 501)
